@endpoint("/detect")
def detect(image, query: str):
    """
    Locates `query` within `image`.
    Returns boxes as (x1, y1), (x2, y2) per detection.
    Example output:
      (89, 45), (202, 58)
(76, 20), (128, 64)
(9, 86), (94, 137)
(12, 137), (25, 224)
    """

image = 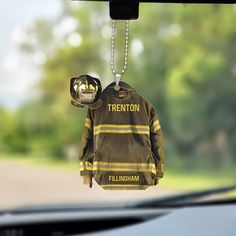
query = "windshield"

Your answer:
(0, 1), (236, 210)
